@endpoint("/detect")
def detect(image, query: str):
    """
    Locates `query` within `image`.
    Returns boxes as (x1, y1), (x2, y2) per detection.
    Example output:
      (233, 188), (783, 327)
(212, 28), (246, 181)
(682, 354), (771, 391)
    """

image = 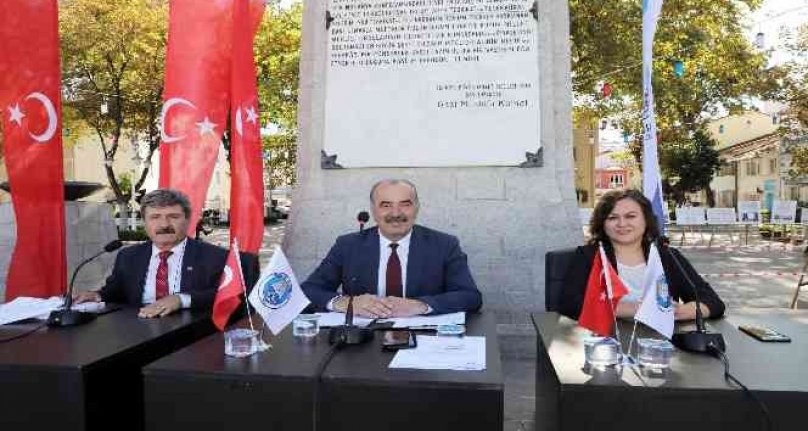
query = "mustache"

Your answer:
(384, 214), (408, 223)
(156, 227), (176, 234)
